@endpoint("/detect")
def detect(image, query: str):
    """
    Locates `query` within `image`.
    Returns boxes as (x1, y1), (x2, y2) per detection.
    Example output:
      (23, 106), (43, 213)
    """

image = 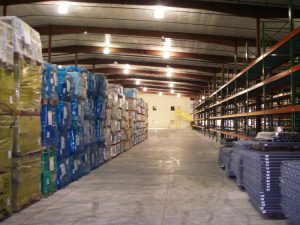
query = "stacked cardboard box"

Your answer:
(0, 16), (43, 213)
